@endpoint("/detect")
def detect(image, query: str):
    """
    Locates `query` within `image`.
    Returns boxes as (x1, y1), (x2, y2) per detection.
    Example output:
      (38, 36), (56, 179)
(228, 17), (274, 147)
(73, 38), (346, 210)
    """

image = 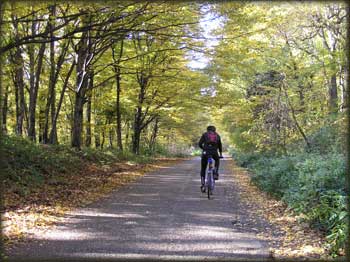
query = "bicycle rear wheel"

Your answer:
(207, 171), (213, 199)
